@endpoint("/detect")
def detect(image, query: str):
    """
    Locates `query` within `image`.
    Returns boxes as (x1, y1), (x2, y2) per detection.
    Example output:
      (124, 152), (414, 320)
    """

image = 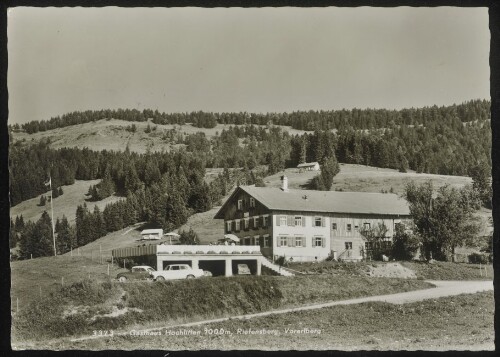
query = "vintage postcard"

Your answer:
(8, 6), (493, 351)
